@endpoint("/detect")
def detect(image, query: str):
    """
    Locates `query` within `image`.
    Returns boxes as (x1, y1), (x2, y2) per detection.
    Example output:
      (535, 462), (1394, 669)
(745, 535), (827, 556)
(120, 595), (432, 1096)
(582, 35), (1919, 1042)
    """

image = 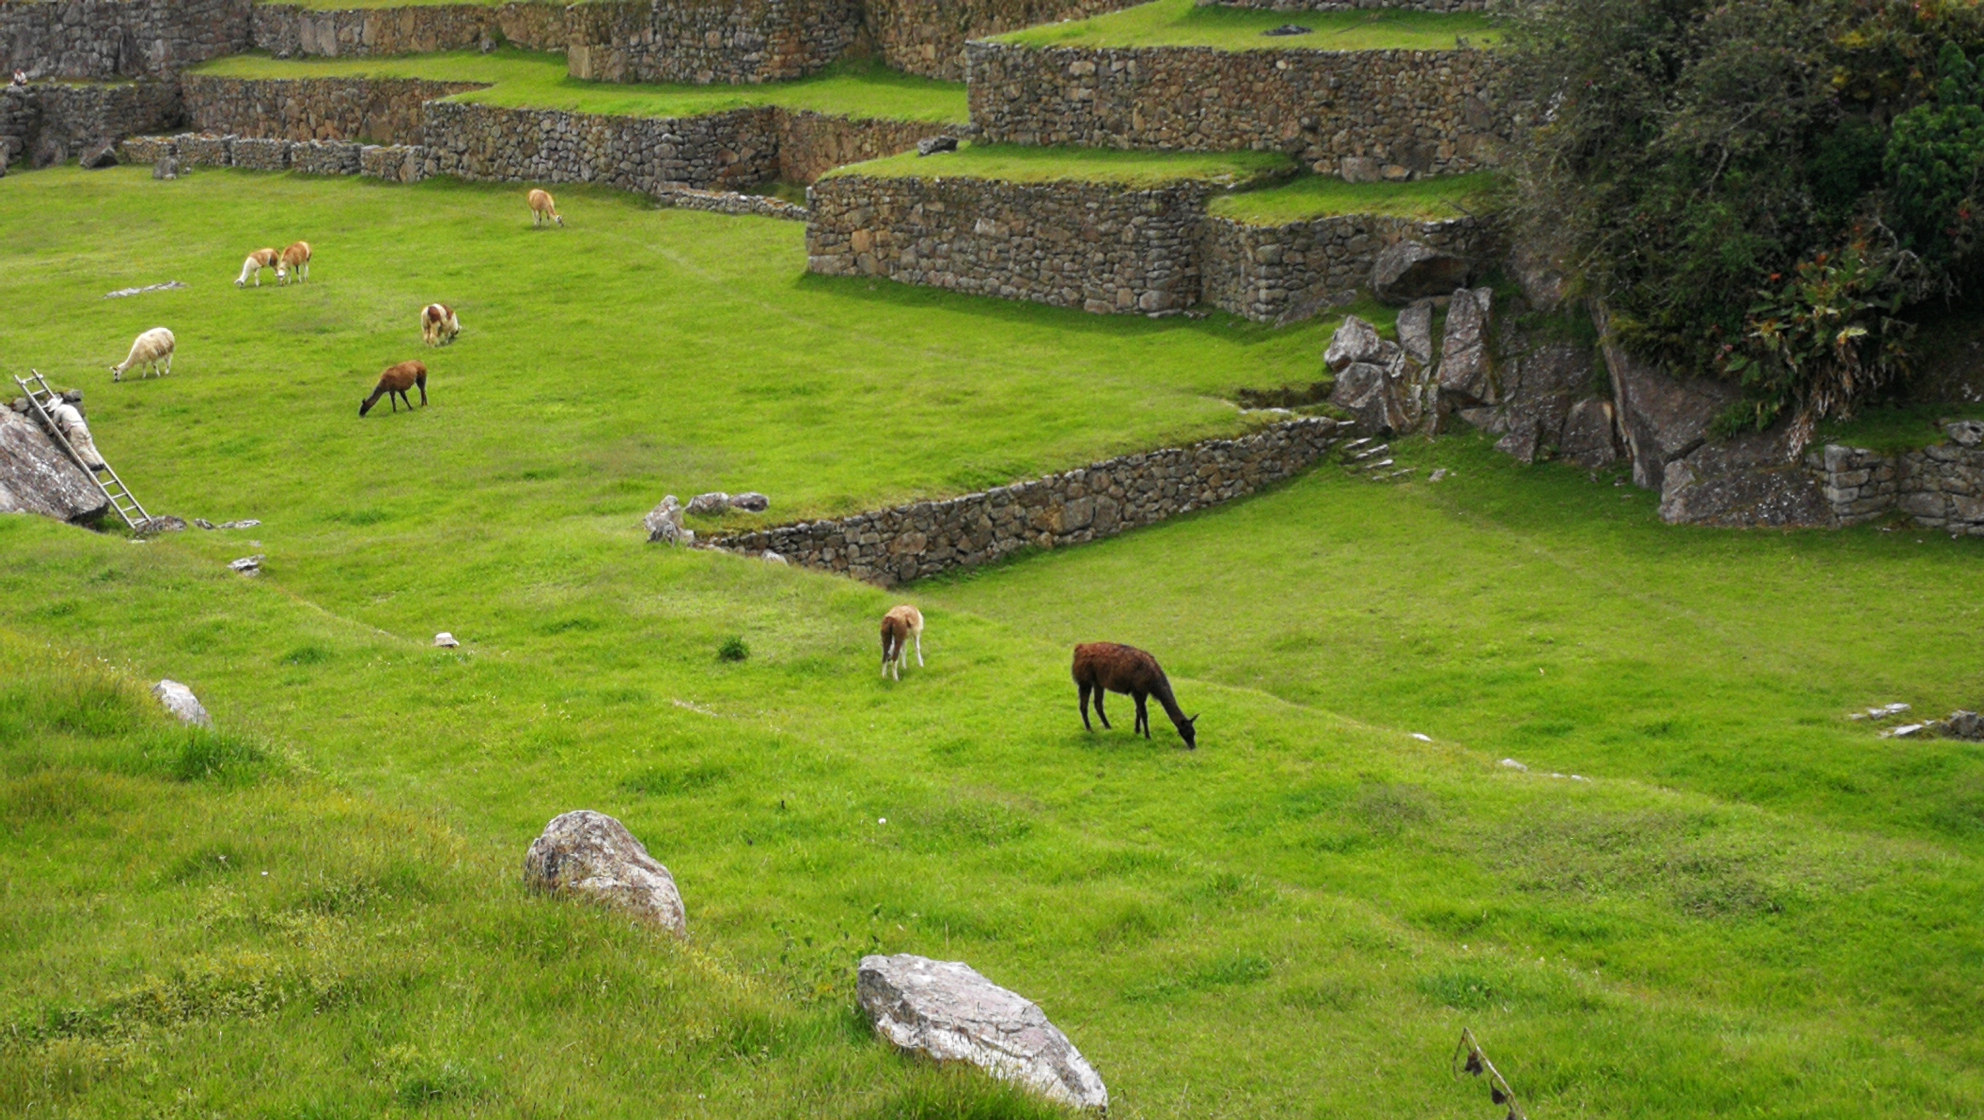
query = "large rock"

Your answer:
(1488, 339), (1596, 463)
(1396, 301), (1436, 367)
(1657, 423), (1831, 527)
(152, 680), (213, 728)
(1323, 315), (1385, 372)
(78, 140), (118, 170)
(857, 954), (1108, 1113)
(1371, 241), (1469, 305)
(523, 810), (687, 936)
(686, 491), (730, 516)
(1559, 398), (1622, 469)
(1508, 237), (1571, 313)
(0, 408), (107, 523)
(1603, 329), (1740, 490)
(731, 491), (770, 512)
(644, 495), (686, 544)
(1436, 287), (1495, 405)
(1330, 360), (1411, 435)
